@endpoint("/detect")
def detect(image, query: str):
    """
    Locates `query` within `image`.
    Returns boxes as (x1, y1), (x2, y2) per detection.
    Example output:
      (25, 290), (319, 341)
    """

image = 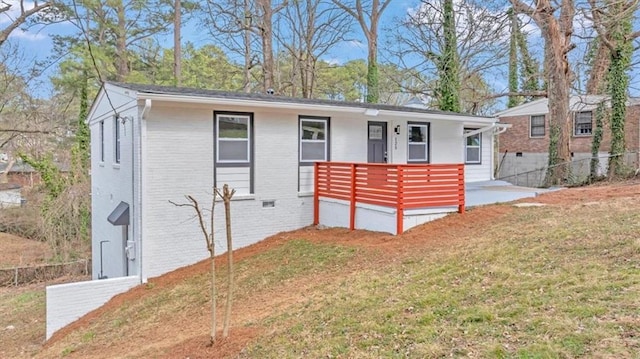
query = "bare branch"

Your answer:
(0, 1), (52, 47)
